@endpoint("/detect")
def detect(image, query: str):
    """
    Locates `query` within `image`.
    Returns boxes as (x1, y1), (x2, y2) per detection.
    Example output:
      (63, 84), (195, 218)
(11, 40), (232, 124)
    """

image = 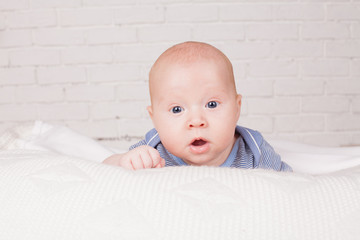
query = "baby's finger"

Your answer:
(147, 148), (162, 167)
(154, 158), (165, 168)
(140, 151), (154, 169)
(130, 157), (145, 170)
(118, 156), (136, 170)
